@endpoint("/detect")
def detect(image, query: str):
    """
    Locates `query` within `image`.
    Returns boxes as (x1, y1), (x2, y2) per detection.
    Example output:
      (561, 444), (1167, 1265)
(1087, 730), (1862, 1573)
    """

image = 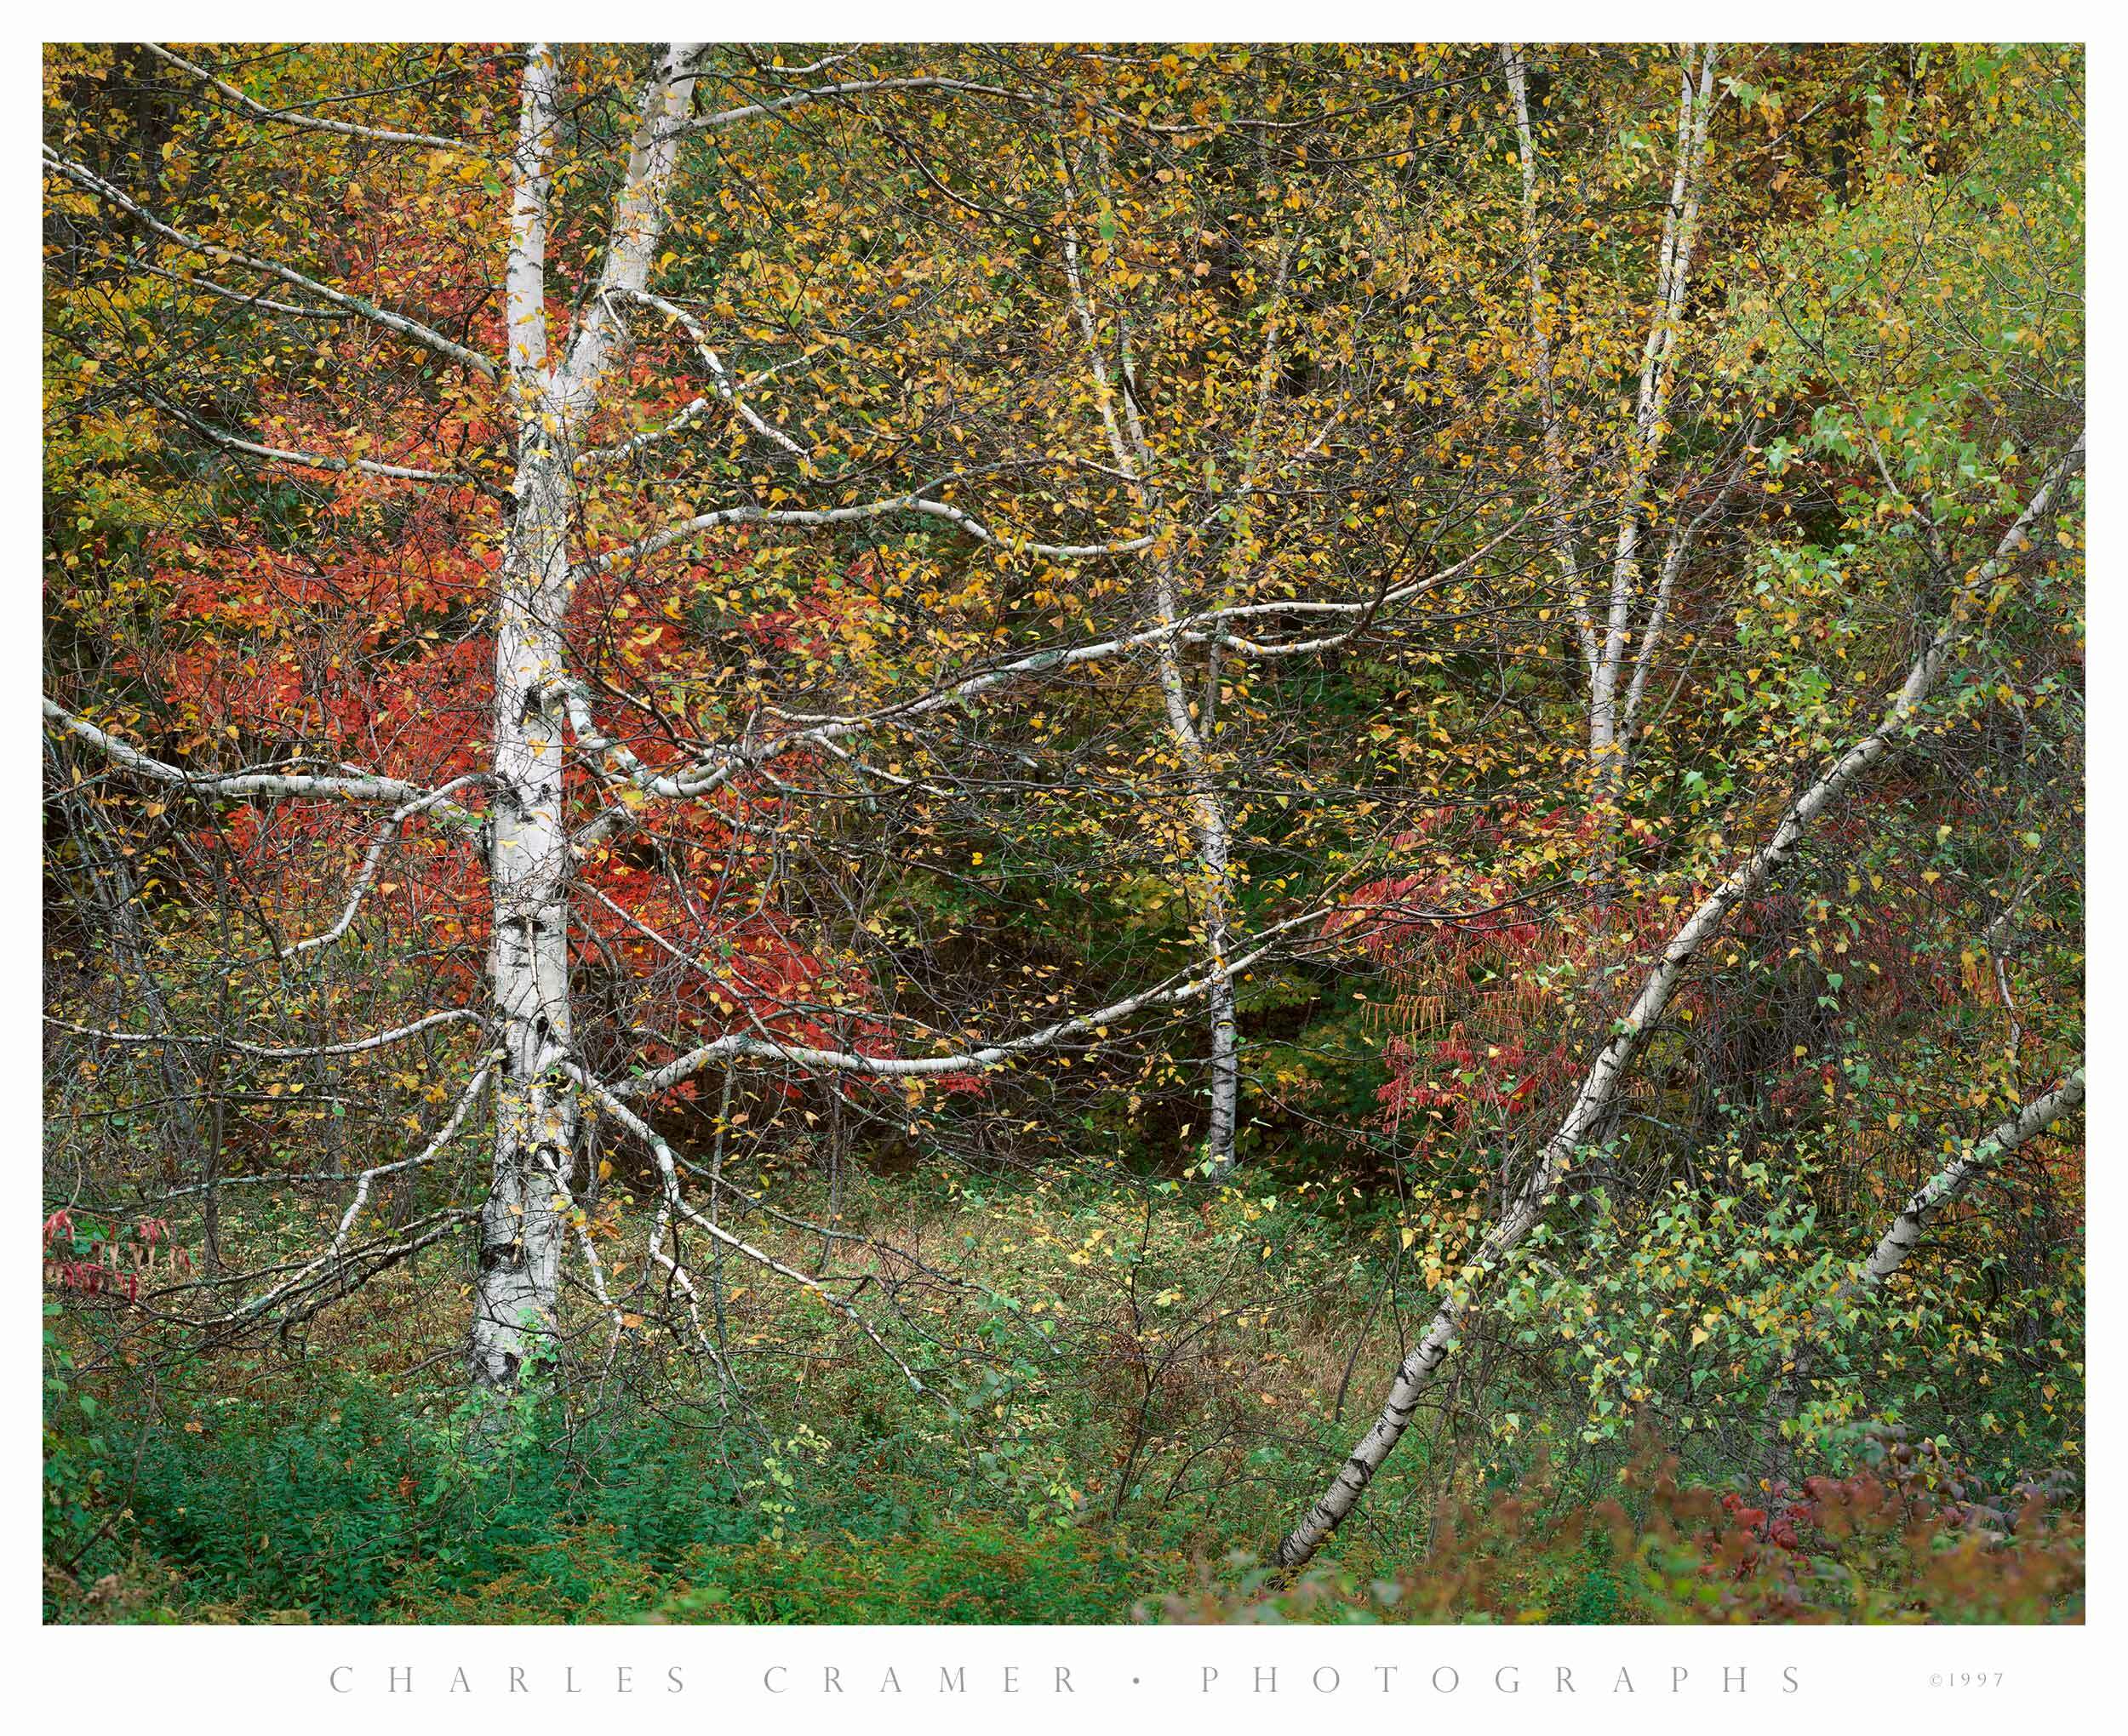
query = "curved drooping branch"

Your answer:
(615, 909), (1327, 1099)
(141, 43), (476, 152)
(1274, 435), (2084, 1568)
(43, 699), (482, 821)
(144, 387), (478, 486)
(277, 775), (489, 957)
(586, 490), (1158, 574)
(673, 72), (1038, 136)
(46, 1008), (484, 1059)
(43, 151), (501, 380)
